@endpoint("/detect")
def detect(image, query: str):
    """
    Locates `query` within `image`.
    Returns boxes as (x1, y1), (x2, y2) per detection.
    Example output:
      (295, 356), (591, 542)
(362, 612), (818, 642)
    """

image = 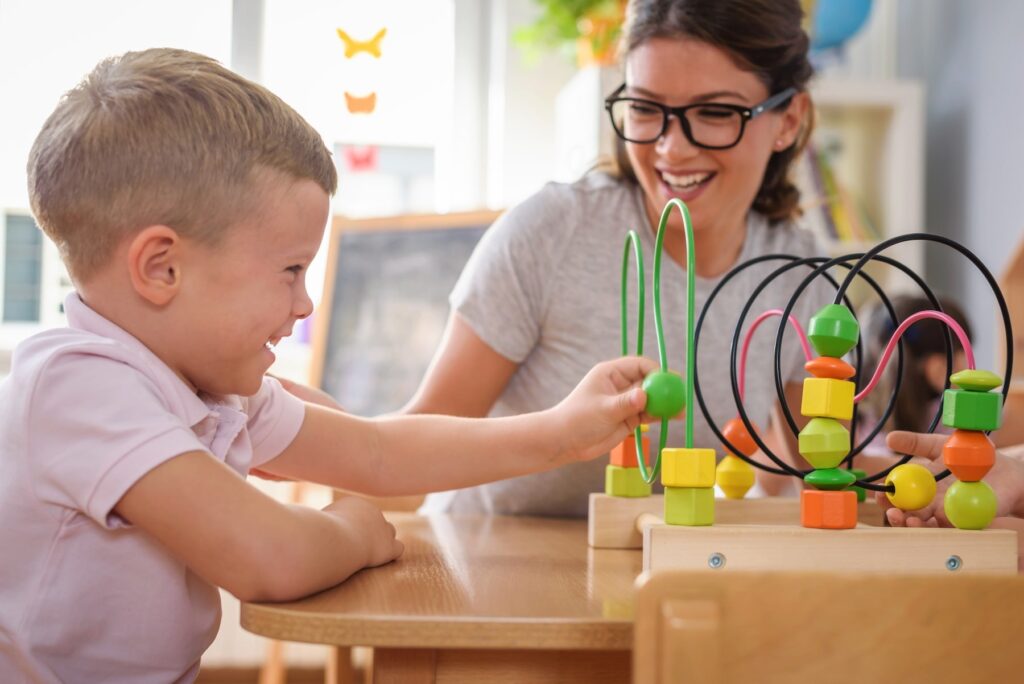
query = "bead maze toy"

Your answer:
(588, 198), (1018, 573)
